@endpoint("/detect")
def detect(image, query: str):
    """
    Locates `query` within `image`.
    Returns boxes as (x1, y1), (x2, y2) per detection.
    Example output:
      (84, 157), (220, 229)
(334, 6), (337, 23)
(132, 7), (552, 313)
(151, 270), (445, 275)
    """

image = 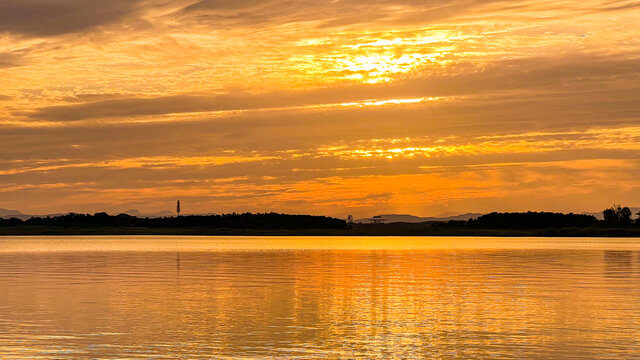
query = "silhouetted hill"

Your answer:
(355, 213), (482, 223)
(118, 209), (175, 218)
(0, 209), (67, 221)
(0, 208), (24, 217)
(0, 208), (175, 220)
